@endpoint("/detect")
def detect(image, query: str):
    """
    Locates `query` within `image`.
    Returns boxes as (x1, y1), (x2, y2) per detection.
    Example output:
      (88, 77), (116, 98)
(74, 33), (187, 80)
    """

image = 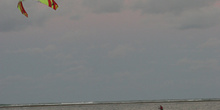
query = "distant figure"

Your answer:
(159, 105), (163, 110)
